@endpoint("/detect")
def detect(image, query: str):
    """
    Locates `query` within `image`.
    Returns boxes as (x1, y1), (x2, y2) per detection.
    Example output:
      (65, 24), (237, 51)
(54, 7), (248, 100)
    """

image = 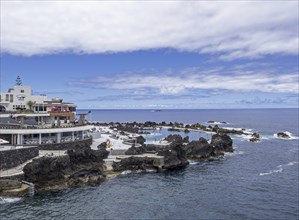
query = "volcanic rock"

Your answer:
(125, 145), (146, 155)
(23, 145), (109, 191)
(211, 134), (233, 153)
(112, 157), (156, 172)
(185, 138), (214, 159)
(249, 132), (260, 142)
(277, 132), (290, 139)
(157, 141), (189, 169)
(165, 134), (183, 143)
